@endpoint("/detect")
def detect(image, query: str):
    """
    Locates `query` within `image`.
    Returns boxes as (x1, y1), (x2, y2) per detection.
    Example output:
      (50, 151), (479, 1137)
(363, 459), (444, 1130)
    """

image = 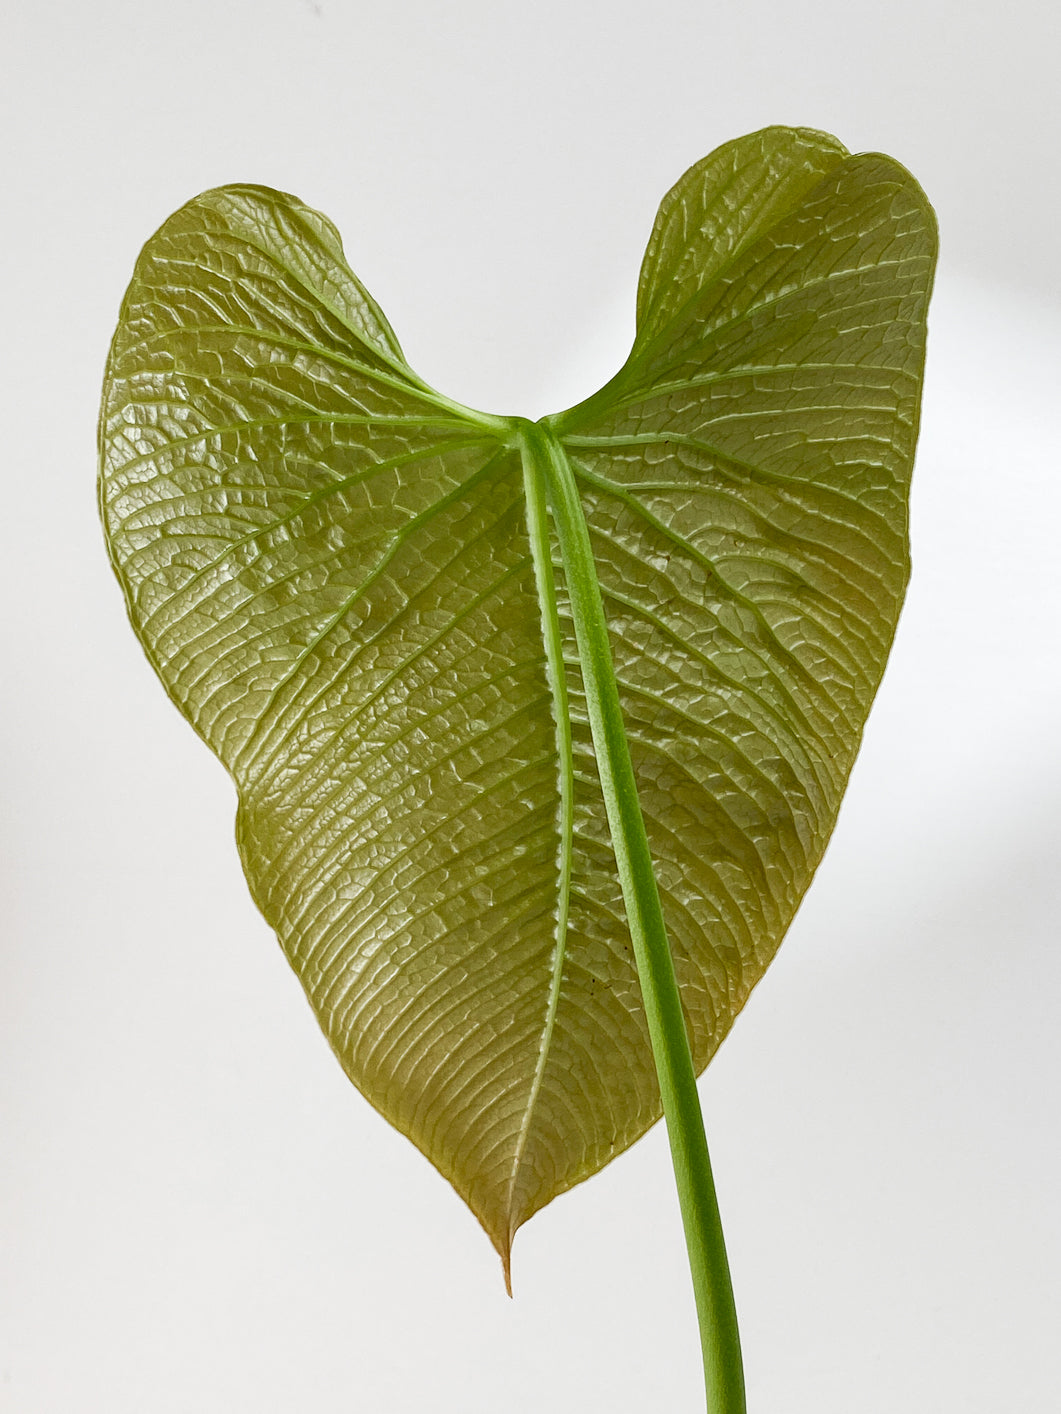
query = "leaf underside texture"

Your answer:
(99, 127), (937, 1273)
